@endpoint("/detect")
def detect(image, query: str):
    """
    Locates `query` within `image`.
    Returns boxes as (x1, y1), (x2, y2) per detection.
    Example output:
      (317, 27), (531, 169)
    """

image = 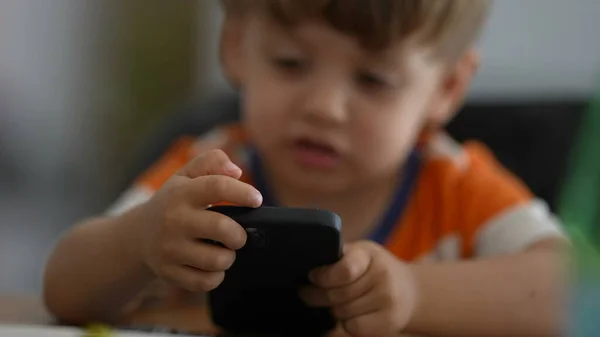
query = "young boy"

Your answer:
(43, 1), (568, 336)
